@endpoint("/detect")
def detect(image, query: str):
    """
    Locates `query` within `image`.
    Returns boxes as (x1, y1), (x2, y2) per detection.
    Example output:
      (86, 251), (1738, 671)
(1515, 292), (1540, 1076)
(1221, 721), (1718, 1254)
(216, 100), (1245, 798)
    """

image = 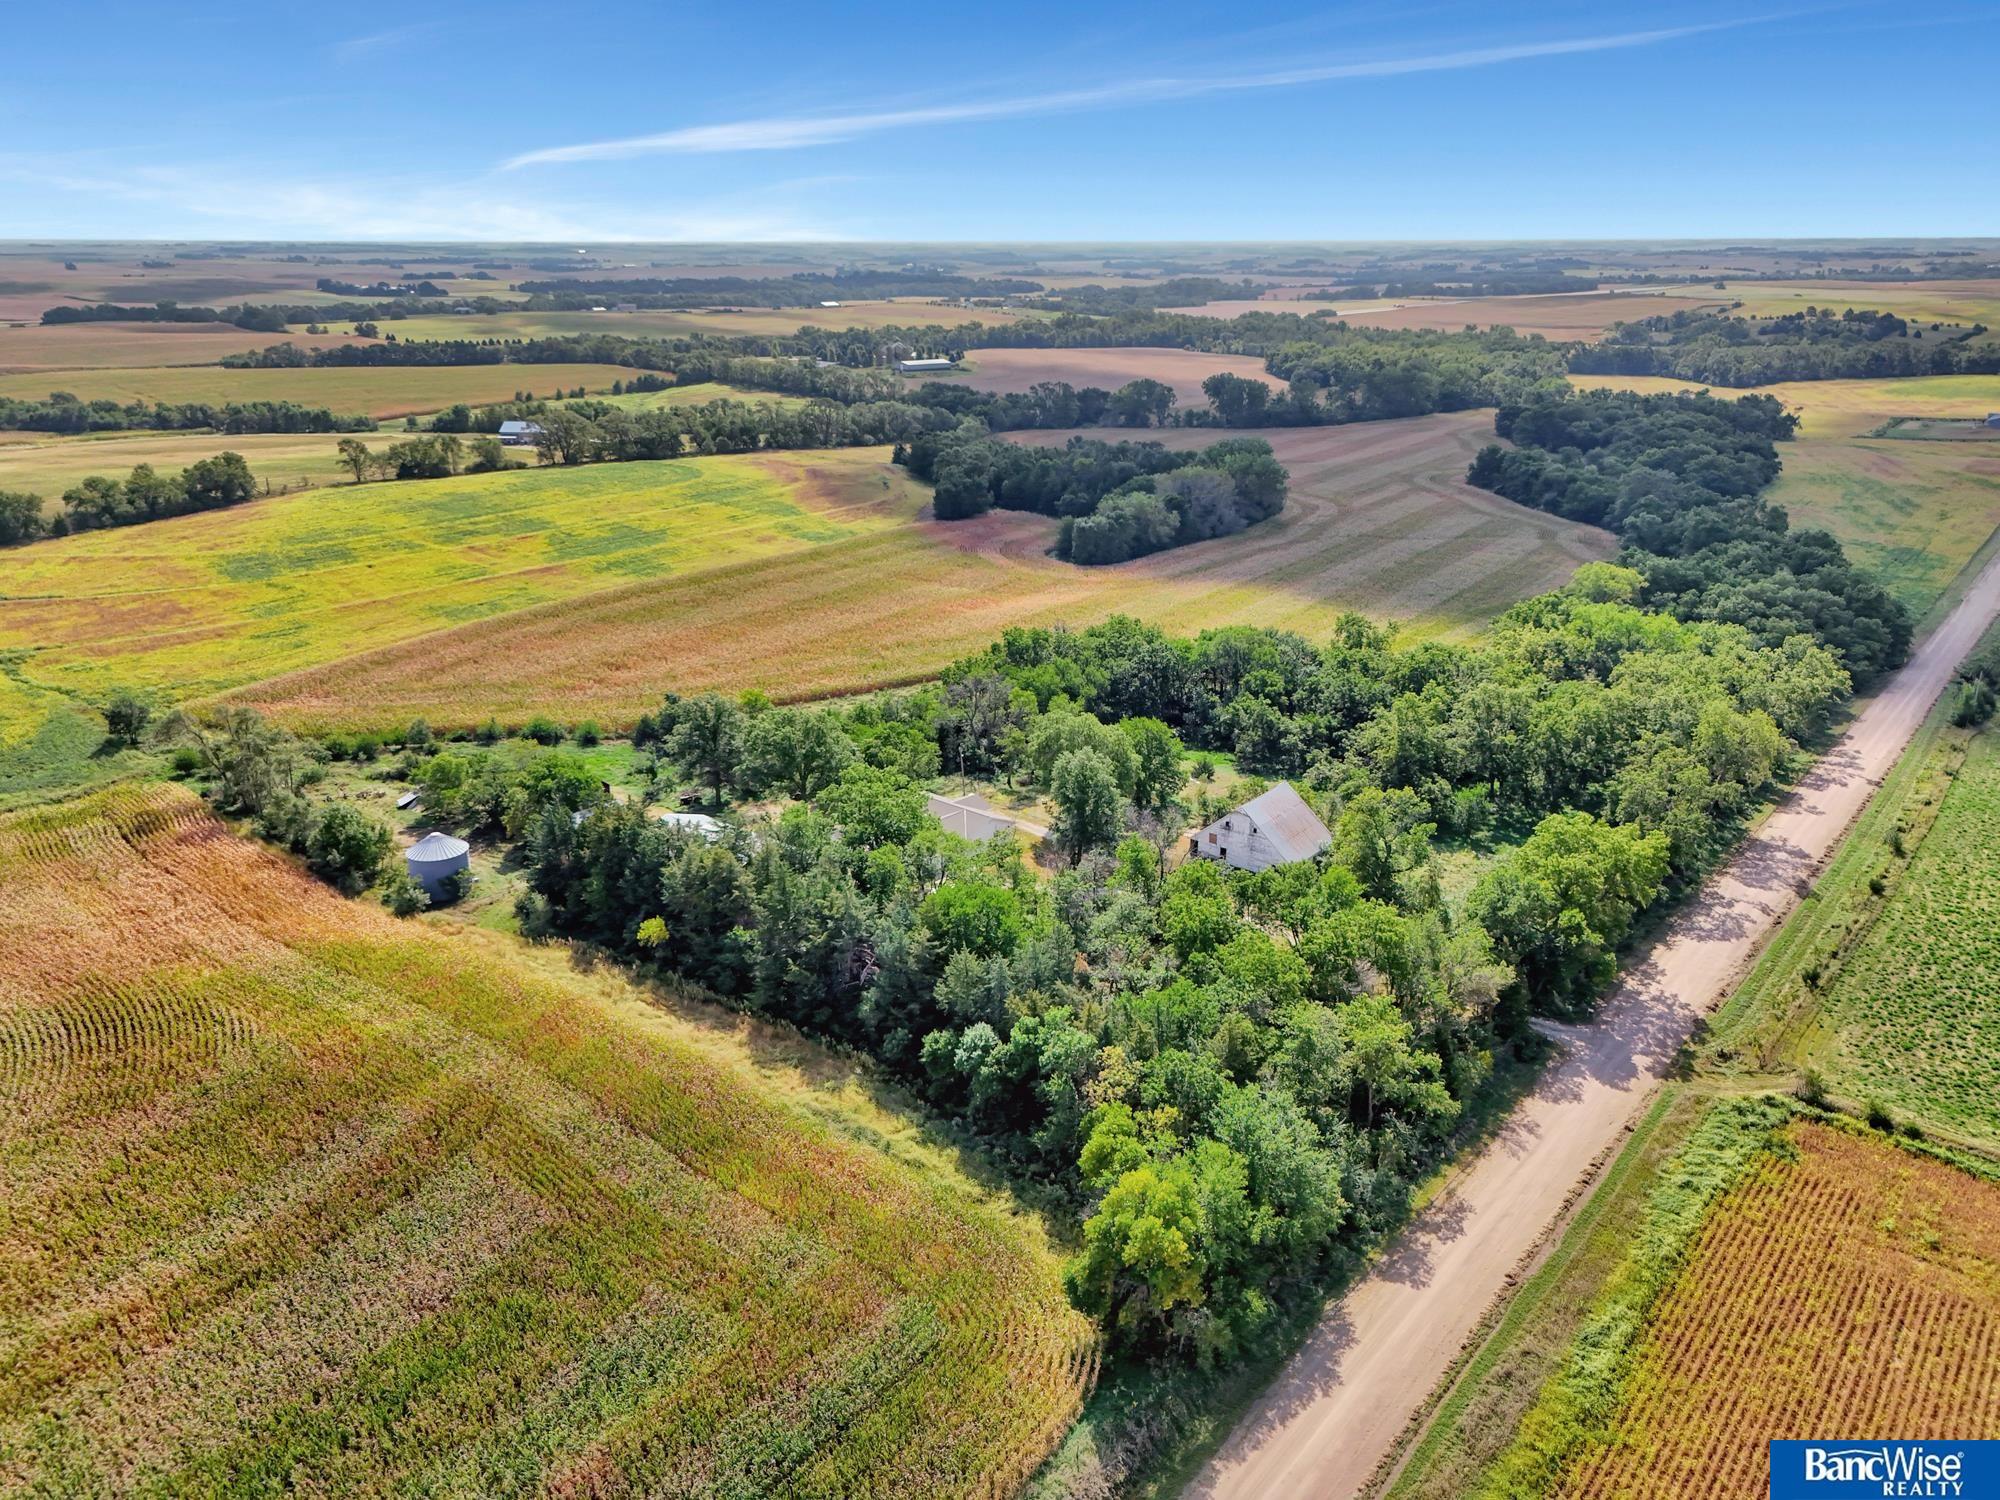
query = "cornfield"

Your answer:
(0, 785), (1096, 1496)
(1556, 1123), (2000, 1499)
